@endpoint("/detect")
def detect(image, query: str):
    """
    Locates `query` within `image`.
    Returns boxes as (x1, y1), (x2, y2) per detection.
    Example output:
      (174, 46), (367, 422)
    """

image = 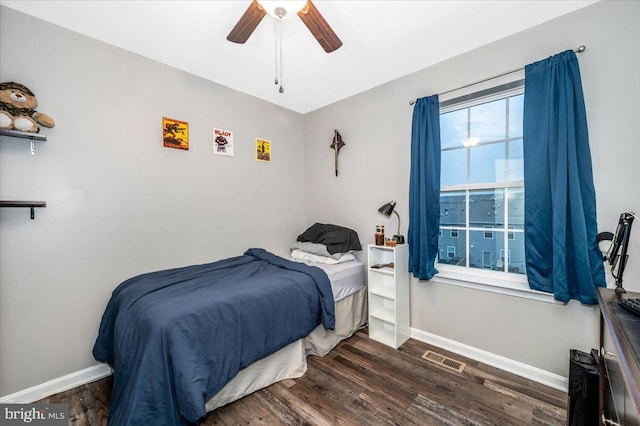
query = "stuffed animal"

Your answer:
(0, 81), (55, 133)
